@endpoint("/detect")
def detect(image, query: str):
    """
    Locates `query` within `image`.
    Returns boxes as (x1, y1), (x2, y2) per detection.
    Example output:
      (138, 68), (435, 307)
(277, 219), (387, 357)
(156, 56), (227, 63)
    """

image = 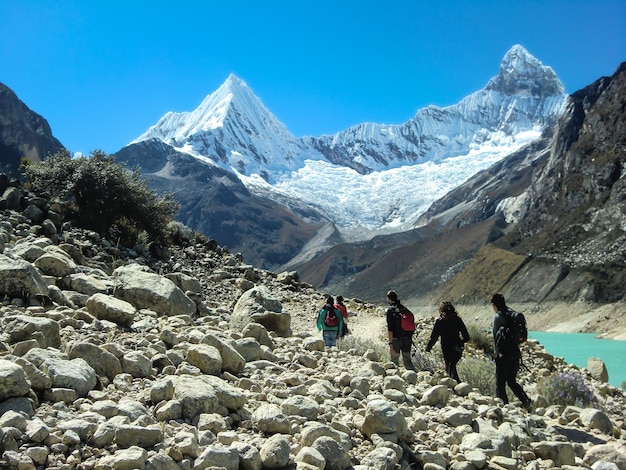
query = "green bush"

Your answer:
(457, 356), (496, 395)
(24, 150), (178, 245)
(537, 371), (599, 408)
(467, 323), (495, 357)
